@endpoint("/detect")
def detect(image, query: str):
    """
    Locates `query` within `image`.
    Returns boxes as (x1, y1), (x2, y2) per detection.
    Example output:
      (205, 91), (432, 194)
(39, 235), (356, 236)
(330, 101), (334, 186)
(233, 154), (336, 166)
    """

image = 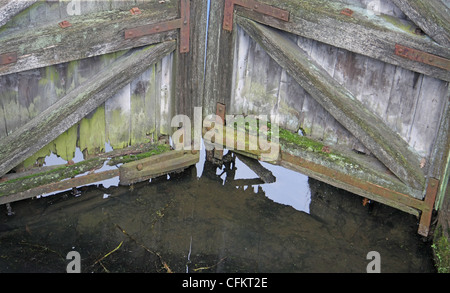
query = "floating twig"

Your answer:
(115, 224), (173, 273)
(93, 241), (123, 266)
(193, 257), (227, 272)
